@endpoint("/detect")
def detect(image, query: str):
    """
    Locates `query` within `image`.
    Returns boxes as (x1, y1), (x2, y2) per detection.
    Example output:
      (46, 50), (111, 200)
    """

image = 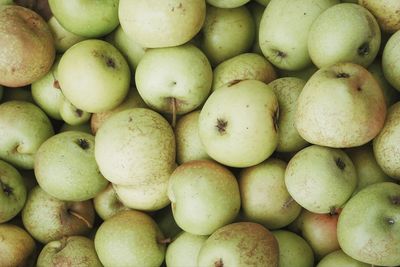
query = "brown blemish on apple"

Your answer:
(357, 42), (370, 56)
(214, 258), (224, 267)
(157, 237), (172, 244)
(390, 195), (400, 205)
(75, 109), (83, 118)
(0, 181), (12, 196)
(282, 197), (295, 209)
(336, 72), (350, 78)
(105, 57), (116, 69)
(335, 157), (345, 170)
(276, 50), (286, 58)
(273, 107), (279, 133)
(75, 138), (89, 150)
(216, 118), (228, 135)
